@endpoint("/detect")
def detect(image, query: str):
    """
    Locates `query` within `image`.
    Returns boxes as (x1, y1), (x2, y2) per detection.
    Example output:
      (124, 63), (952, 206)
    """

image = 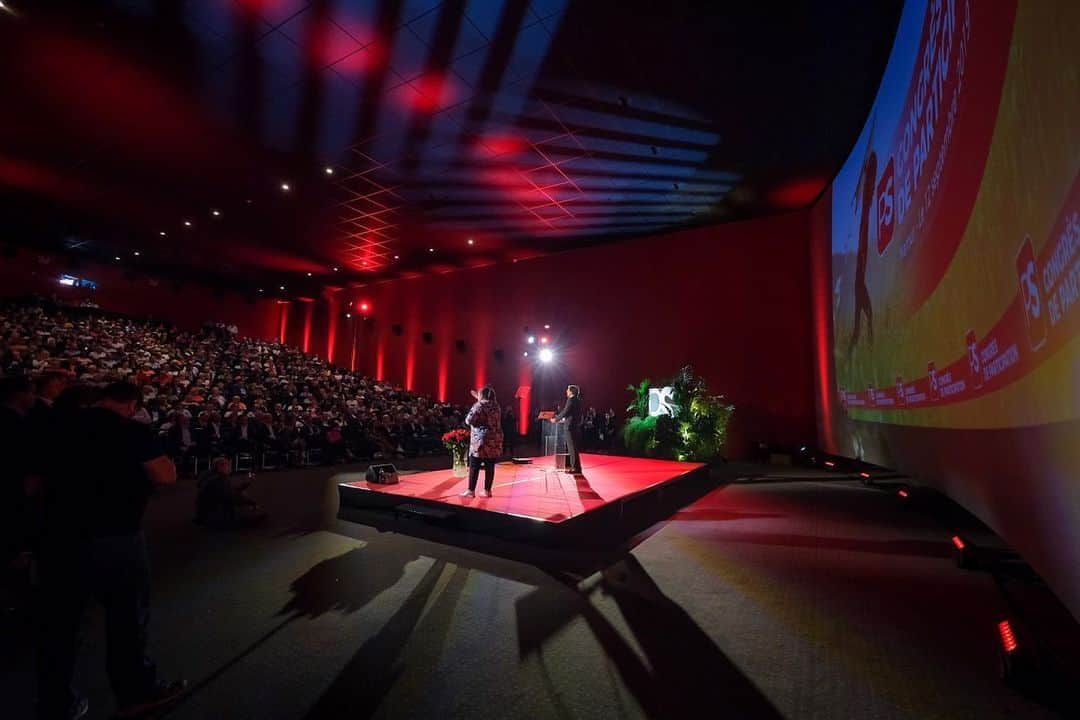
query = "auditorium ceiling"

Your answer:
(0, 0), (902, 297)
